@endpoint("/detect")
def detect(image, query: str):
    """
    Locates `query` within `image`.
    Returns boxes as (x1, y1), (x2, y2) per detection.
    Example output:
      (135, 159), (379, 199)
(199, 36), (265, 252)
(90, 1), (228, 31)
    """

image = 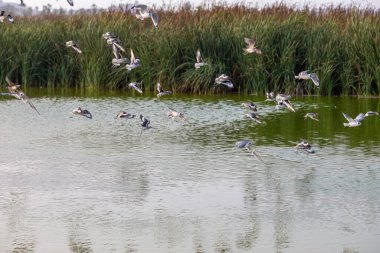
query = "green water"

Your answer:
(0, 90), (379, 252)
